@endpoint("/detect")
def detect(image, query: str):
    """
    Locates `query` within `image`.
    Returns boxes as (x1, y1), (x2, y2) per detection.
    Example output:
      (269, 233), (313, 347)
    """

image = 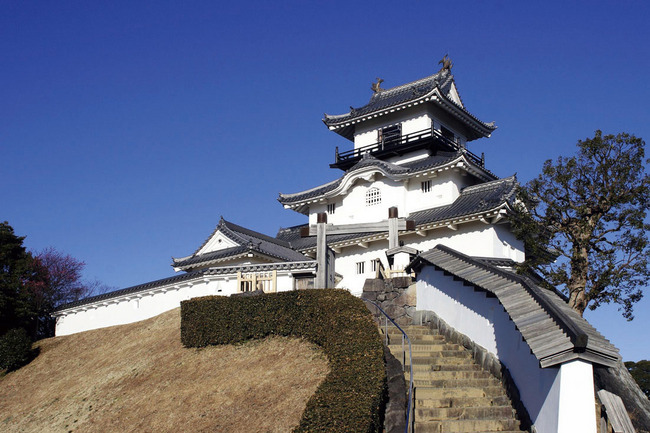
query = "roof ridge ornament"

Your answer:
(438, 54), (453, 73)
(371, 77), (384, 93)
